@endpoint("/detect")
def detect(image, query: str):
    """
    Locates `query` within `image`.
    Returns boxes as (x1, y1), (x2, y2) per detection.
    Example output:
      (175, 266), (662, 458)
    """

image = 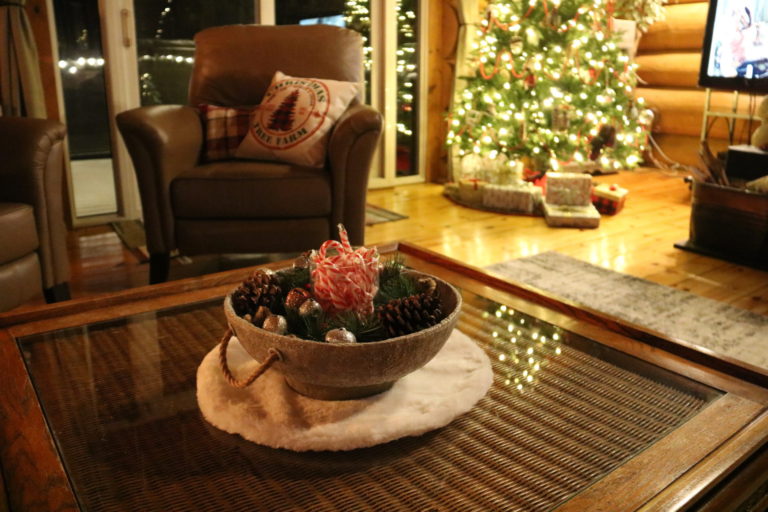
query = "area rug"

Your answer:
(365, 204), (407, 225)
(487, 252), (768, 372)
